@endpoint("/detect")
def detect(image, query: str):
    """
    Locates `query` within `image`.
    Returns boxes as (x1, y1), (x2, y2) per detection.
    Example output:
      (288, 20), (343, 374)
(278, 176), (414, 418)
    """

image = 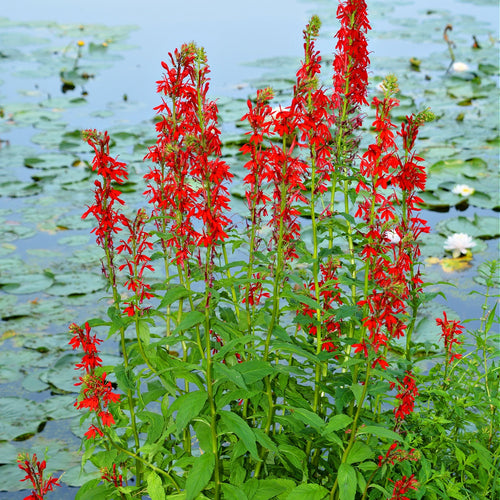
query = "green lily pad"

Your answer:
(0, 442), (18, 465)
(0, 180), (43, 197)
(0, 464), (26, 491)
(45, 272), (105, 296)
(0, 397), (46, 441)
(436, 214), (500, 239)
(24, 152), (78, 169)
(39, 395), (79, 420)
(0, 273), (54, 295)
